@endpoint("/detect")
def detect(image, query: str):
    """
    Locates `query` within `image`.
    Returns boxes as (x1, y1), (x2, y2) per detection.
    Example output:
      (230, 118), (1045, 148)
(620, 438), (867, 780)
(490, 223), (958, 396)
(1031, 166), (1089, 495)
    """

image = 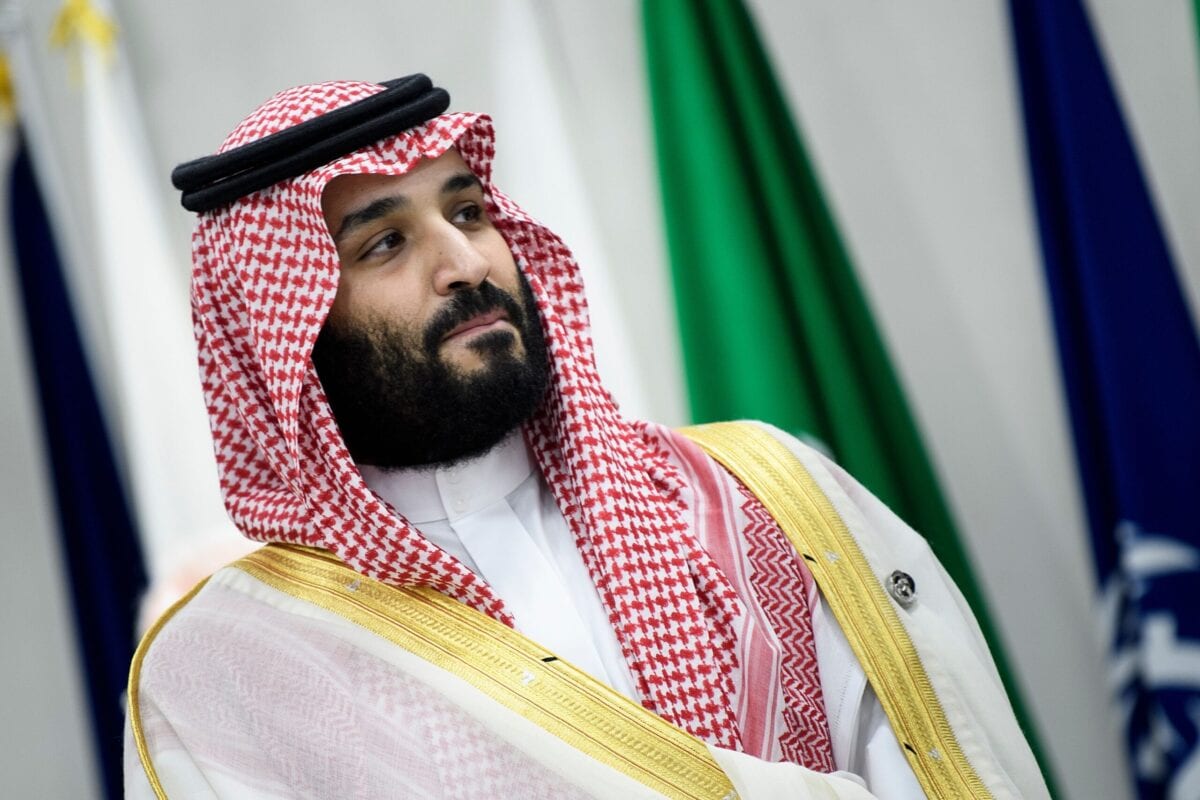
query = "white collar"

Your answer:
(358, 430), (534, 524)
